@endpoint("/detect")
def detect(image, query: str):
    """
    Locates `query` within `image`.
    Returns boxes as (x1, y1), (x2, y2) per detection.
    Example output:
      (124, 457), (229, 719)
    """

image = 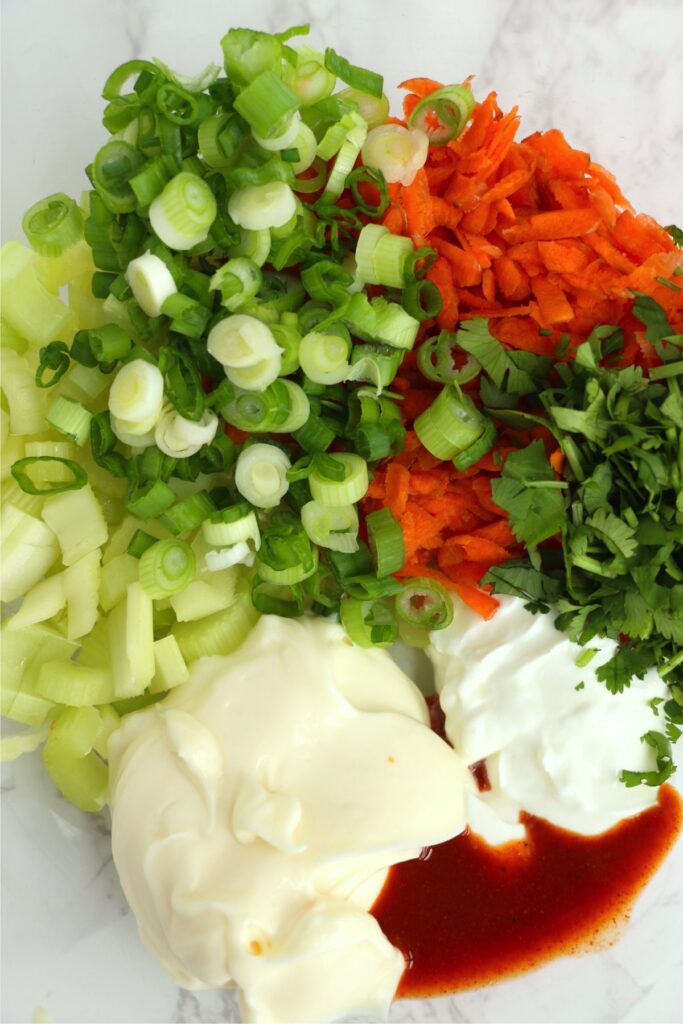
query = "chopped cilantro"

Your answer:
(665, 223), (683, 247)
